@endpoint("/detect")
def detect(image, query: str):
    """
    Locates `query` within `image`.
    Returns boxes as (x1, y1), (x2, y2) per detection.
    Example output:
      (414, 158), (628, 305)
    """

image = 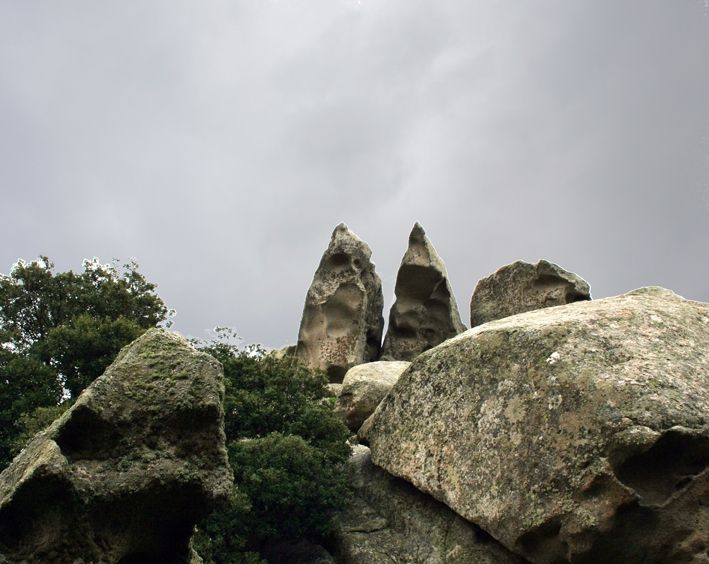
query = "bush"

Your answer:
(194, 334), (351, 563)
